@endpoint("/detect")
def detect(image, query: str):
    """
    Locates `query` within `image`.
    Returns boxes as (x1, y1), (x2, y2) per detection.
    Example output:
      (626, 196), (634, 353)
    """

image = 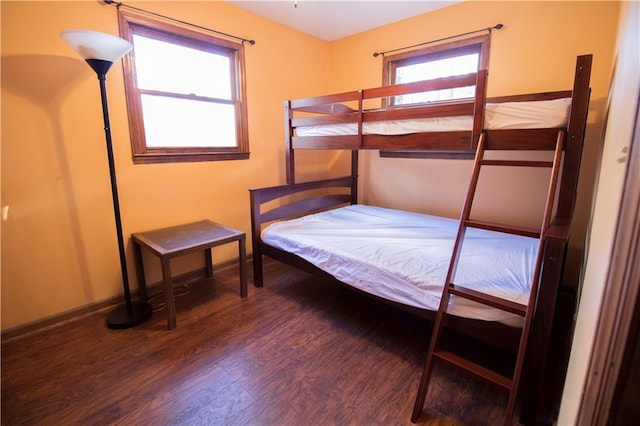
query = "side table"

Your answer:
(131, 220), (247, 330)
